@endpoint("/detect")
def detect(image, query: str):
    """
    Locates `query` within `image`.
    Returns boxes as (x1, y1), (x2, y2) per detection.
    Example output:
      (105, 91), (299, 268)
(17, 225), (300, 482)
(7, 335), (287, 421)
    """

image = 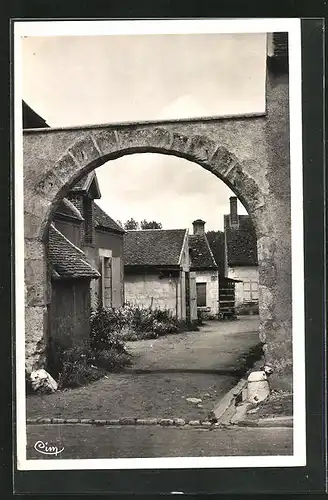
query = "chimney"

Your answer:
(229, 197), (239, 228)
(192, 219), (205, 235)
